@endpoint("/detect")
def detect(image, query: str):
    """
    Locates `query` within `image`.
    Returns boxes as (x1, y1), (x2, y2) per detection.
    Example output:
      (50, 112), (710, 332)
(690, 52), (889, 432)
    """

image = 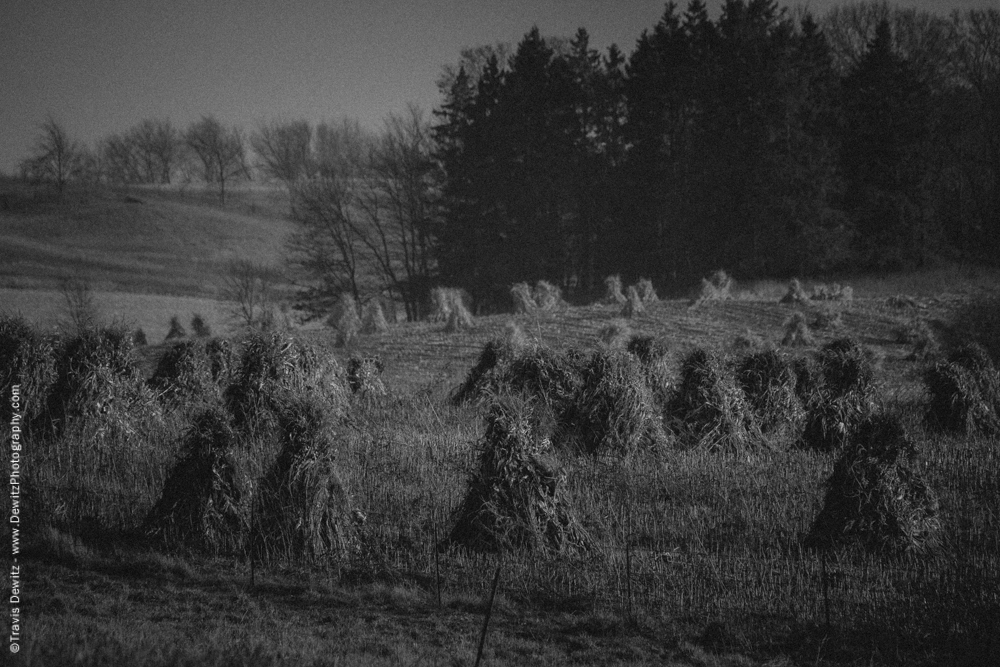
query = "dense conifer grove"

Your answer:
(433, 1), (1000, 310)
